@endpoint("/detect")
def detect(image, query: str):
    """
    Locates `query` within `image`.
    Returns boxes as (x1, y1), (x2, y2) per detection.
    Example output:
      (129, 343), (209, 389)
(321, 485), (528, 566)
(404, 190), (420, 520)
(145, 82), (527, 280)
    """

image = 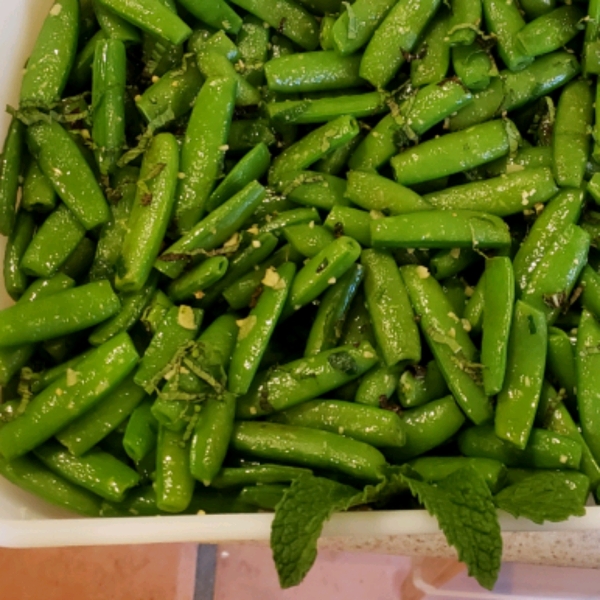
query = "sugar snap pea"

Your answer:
(546, 327), (577, 399)
(354, 363), (401, 407)
(447, 0), (482, 45)
(397, 361), (449, 409)
(452, 44), (498, 92)
(3, 210), (35, 300)
(94, 2), (142, 44)
(123, 398), (158, 462)
(22, 159), (57, 214)
(410, 12), (451, 87)
(178, 0), (242, 34)
(324, 206), (372, 247)
(276, 171), (348, 211)
(284, 224), (335, 259)
(232, 421), (386, 482)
